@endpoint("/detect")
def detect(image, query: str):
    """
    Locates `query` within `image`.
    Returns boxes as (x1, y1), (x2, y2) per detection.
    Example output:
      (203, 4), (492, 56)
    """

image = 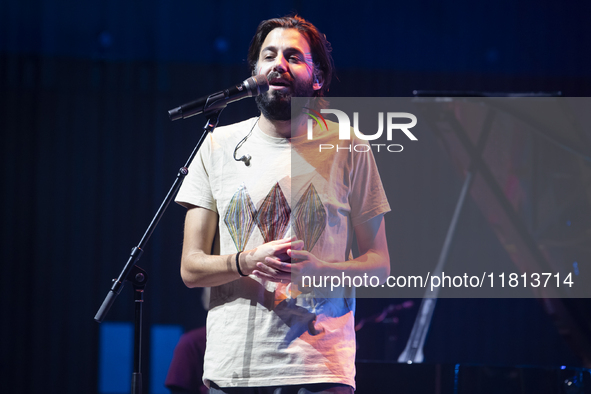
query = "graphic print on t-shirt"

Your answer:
(223, 183), (257, 251)
(292, 184), (327, 251)
(223, 182), (327, 252)
(255, 183), (291, 244)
